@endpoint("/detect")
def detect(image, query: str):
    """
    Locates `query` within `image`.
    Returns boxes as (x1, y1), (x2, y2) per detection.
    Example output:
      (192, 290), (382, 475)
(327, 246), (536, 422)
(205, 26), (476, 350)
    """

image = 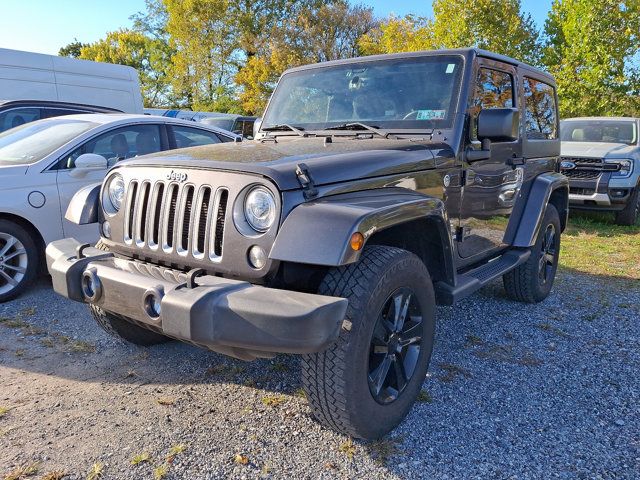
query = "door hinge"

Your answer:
(454, 226), (470, 242)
